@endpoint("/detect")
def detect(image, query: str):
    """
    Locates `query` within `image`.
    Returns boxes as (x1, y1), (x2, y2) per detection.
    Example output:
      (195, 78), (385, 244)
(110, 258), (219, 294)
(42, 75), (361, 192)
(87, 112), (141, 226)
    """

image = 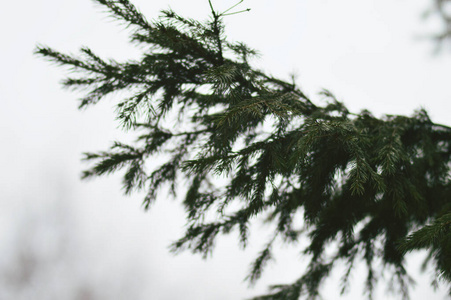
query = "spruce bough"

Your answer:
(36, 0), (451, 299)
